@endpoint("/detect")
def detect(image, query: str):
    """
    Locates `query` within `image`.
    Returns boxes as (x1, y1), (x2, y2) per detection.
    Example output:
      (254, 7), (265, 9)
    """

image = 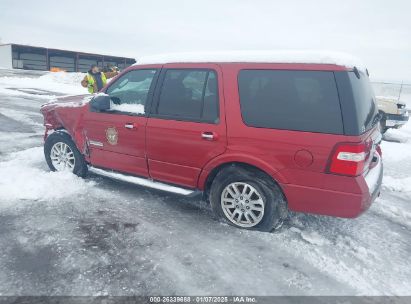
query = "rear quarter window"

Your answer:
(238, 70), (344, 134)
(347, 71), (378, 134)
(334, 71), (379, 135)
